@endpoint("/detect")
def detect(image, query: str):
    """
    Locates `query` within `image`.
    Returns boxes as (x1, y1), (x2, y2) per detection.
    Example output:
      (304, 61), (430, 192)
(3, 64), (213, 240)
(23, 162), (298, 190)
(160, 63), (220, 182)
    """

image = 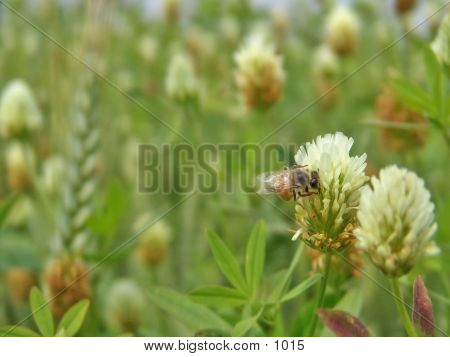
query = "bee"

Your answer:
(256, 165), (320, 201)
